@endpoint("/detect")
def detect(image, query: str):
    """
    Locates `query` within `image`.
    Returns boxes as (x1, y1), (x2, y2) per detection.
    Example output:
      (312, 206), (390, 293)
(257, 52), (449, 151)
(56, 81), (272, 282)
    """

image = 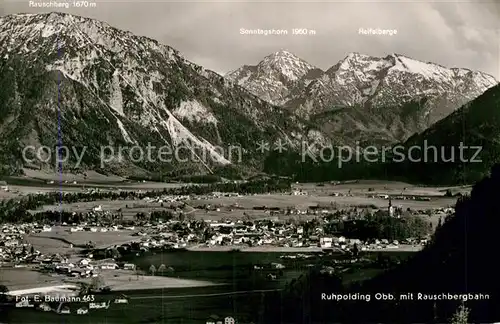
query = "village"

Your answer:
(0, 179), (460, 317)
(0, 188), (455, 271)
